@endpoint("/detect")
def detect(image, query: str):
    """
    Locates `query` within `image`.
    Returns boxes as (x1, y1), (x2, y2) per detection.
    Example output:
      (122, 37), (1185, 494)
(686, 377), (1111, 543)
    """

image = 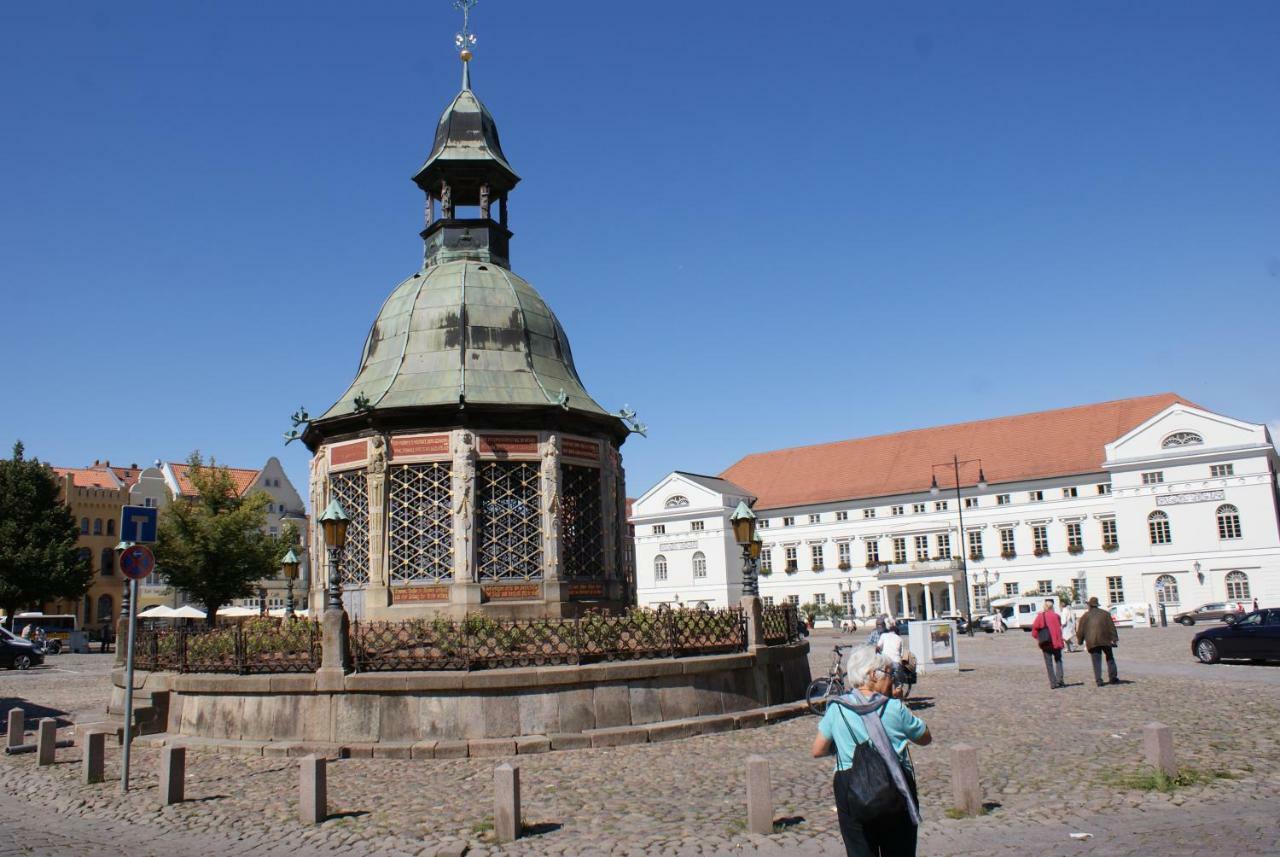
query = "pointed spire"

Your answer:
(462, 57), (471, 91)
